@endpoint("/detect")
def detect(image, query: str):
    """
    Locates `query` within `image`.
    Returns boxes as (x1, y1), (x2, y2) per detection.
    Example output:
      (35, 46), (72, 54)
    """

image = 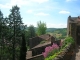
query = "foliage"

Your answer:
(8, 5), (23, 37)
(64, 37), (74, 44)
(8, 5), (23, 60)
(61, 37), (74, 48)
(46, 28), (58, 32)
(37, 21), (47, 36)
(25, 25), (36, 47)
(47, 28), (67, 39)
(0, 16), (11, 40)
(25, 30), (30, 46)
(0, 5), (25, 60)
(28, 25), (36, 38)
(43, 37), (74, 60)
(42, 43), (59, 58)
(20, 33), (27, 60)
(0, 10), (3, 35)
(26, 27), (67, 39)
